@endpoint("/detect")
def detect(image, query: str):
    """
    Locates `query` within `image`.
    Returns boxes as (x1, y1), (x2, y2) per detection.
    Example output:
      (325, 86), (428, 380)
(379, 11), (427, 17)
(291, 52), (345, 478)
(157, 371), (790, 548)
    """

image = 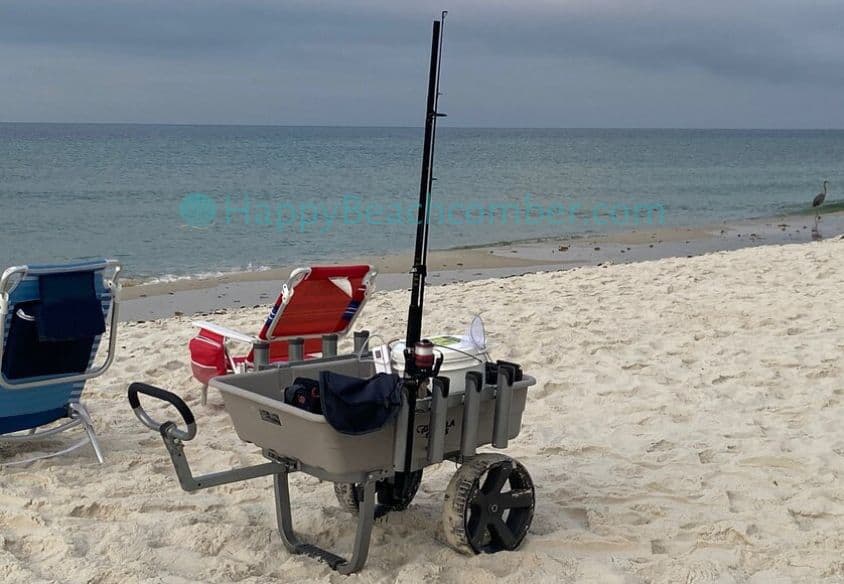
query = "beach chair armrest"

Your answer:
(192, 321), (256, 345)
